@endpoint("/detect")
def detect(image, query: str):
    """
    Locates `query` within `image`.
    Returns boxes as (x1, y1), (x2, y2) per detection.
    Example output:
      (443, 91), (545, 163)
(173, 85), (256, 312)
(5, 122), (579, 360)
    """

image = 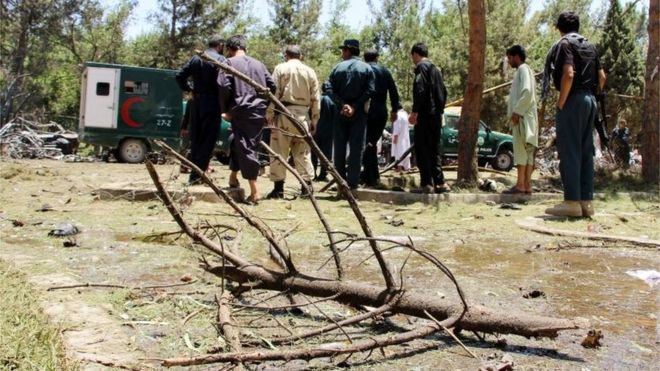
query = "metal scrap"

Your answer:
(0, 117), (78, 160)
